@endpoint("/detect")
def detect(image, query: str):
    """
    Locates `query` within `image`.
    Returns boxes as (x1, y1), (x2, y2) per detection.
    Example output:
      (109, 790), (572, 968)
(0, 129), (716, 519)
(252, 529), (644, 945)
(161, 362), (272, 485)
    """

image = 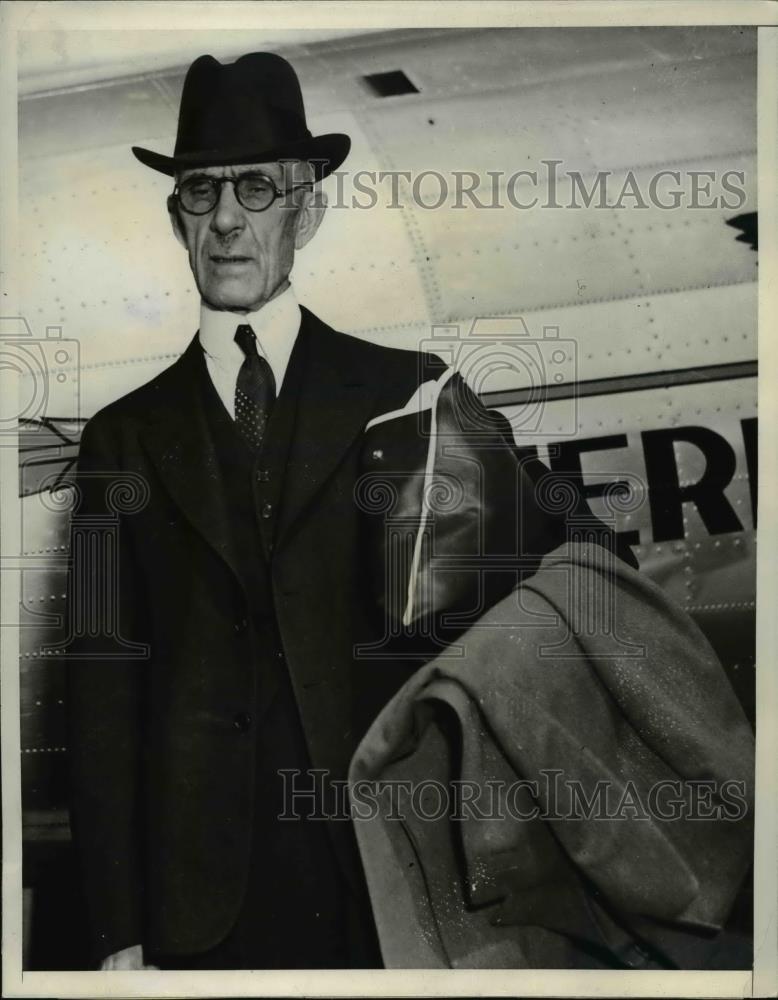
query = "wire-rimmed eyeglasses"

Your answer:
(173, 172), (314, 215)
